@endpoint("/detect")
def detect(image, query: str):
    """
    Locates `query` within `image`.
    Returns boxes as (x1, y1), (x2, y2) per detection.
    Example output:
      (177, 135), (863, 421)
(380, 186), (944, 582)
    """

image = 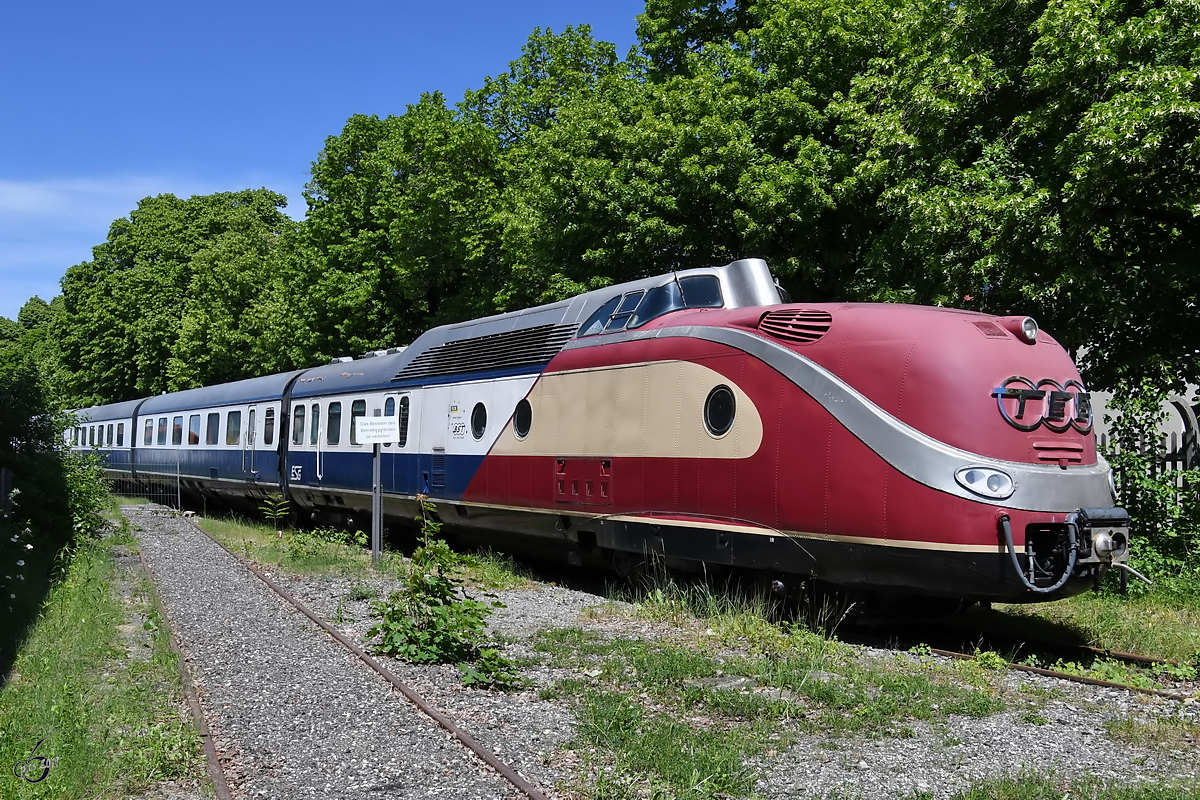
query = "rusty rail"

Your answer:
(186, 517), (551, 800)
